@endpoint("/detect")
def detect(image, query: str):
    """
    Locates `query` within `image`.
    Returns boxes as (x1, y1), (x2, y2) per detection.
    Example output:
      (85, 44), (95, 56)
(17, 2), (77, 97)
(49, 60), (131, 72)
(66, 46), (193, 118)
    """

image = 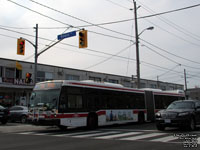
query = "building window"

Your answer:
(89, 76), (101, 82)
(123, 81), (131, 88)
(45, 72), (53, 81)
(0, 66), (3, 77)
(16, 69), (22, 79)
(161, 86), (166, 90)
(5, 68), (15, 78)
(140, 83), (146, 88)
(37, 71), (53, 82)
(108, 79), (118, 84)
(65, 74), (80, 81)
(150, 84), (157, 89)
